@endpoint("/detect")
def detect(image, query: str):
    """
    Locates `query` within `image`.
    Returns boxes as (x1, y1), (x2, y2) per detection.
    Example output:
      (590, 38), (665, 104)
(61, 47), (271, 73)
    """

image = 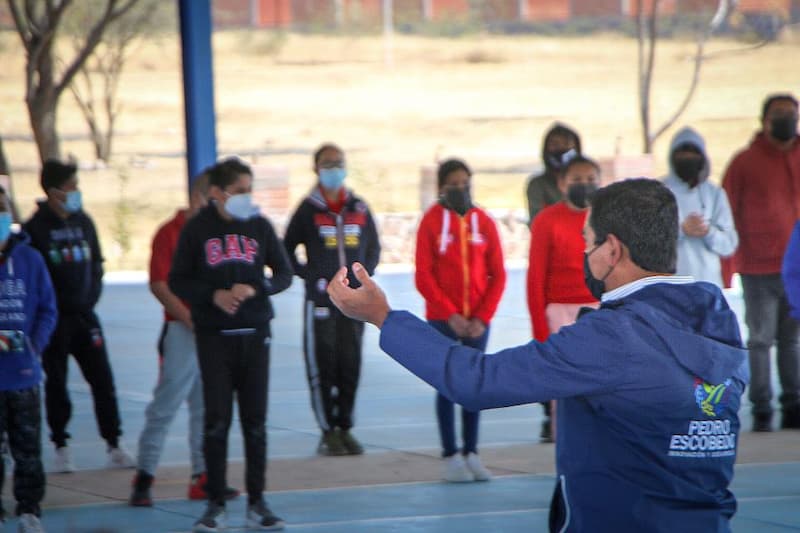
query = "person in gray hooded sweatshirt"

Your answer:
(662, 127), (738, 287)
